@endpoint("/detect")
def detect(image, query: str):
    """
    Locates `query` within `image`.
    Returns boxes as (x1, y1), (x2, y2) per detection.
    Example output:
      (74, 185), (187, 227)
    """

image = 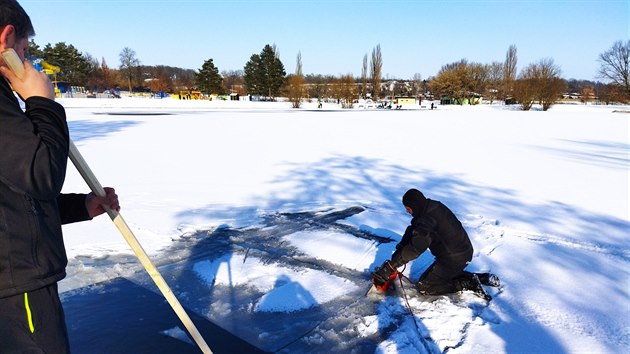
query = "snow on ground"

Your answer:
(56, 97), (629, 353)
(192, 252), (360, 313)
